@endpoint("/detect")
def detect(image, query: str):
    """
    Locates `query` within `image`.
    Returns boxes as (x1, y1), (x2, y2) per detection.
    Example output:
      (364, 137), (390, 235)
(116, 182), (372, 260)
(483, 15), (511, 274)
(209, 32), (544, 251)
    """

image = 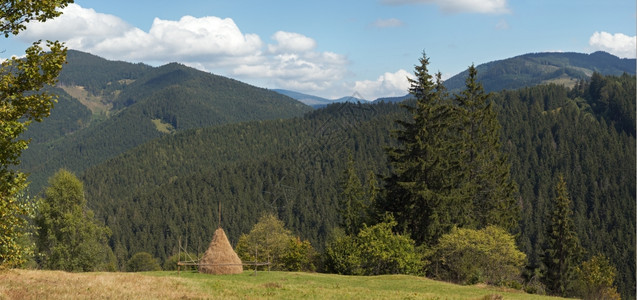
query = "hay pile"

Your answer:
(199, 228), (243, 274)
